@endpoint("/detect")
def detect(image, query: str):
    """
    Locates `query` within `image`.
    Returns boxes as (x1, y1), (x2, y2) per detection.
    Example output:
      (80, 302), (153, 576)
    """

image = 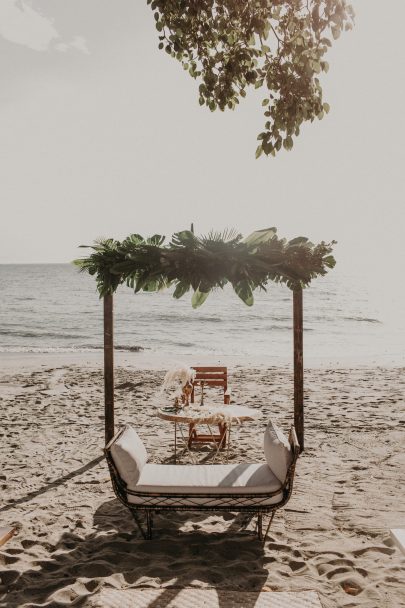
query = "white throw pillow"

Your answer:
(263, 419), (292, 483)
(110, 425), (148, 487)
